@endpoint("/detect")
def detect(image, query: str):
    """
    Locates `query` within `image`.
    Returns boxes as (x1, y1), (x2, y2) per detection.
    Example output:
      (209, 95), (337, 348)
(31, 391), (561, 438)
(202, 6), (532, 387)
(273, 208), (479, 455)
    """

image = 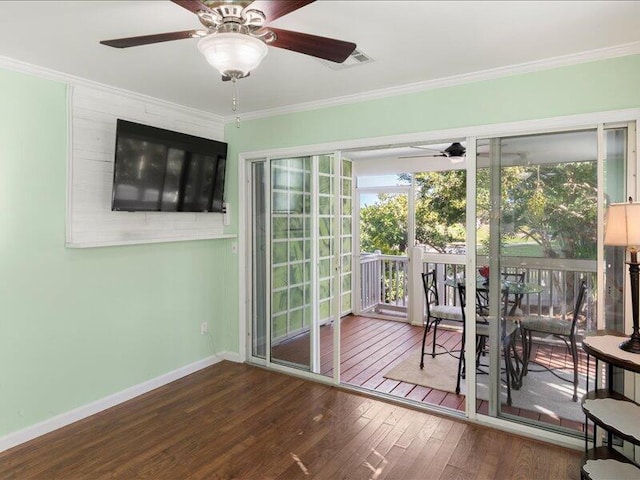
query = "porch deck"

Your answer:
(271, 314), (591, 433)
